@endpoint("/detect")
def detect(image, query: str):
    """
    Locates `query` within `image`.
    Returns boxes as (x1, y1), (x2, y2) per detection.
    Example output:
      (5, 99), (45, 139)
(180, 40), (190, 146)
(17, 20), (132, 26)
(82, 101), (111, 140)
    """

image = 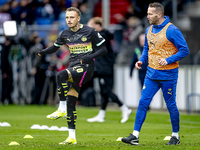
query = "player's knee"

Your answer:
(56, 70), (68, 83)
(167, 103), (178, 113)
(138, 99), (149, 110)
(101, 90), (109, 96)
